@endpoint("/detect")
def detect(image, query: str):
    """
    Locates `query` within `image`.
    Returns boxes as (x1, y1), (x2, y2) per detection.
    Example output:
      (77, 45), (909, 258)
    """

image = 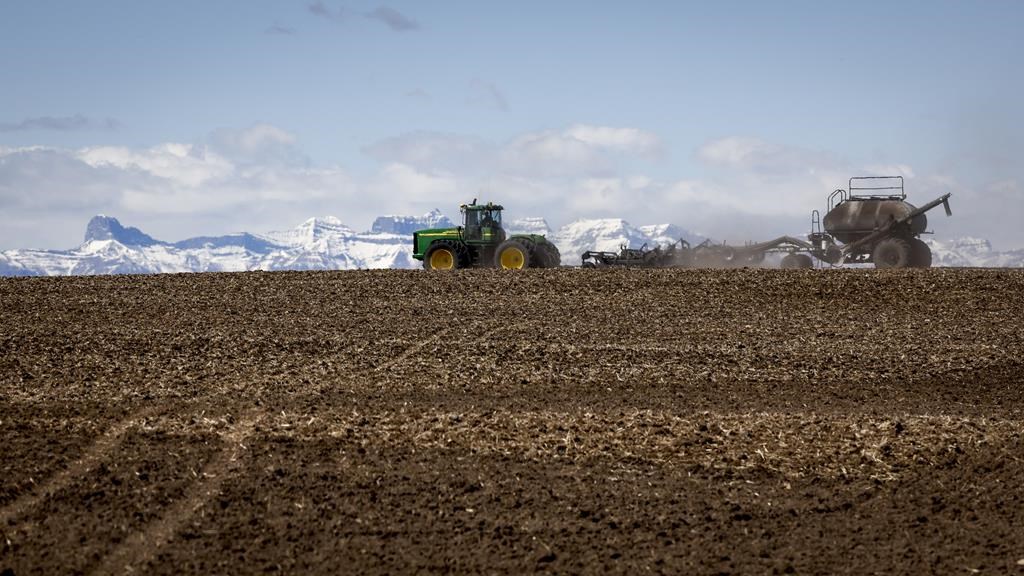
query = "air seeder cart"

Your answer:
(806, 176), (952, 268)
(579, 176), (952, 269)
